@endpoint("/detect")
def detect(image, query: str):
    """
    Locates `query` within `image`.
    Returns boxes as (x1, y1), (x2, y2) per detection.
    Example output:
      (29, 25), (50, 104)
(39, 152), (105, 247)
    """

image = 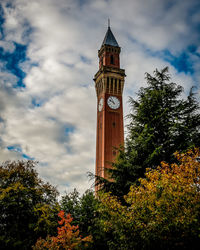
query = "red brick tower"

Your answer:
(94, 25), (126, 189)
